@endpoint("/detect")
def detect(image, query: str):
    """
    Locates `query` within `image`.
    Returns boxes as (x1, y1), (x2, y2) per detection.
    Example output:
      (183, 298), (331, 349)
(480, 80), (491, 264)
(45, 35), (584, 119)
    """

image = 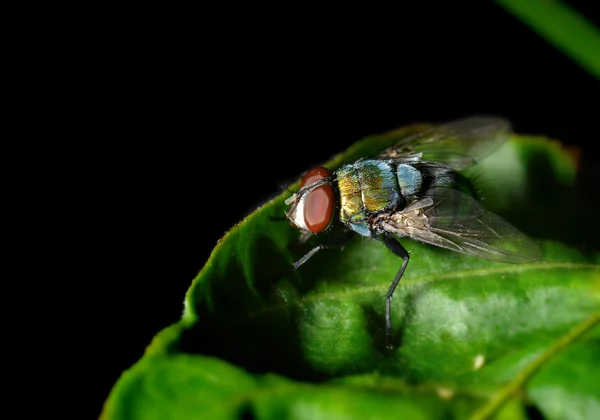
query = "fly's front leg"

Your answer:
(293, 230), (353, 270)
(293, 244), (322, 269)
(382, 235), (410, 349)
